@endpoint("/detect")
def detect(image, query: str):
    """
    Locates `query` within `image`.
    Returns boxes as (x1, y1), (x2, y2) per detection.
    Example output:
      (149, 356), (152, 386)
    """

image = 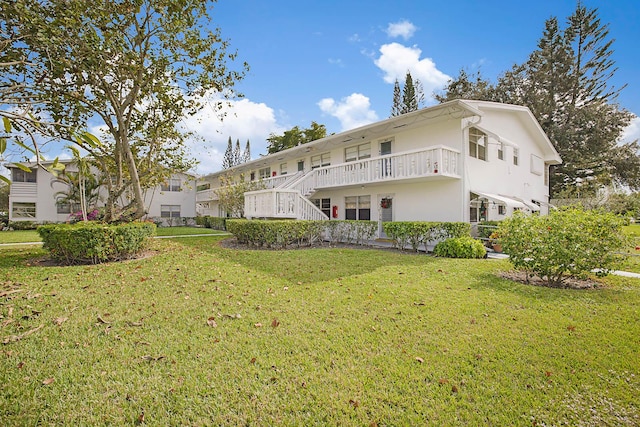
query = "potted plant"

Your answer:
(489, 231), (502, 253)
